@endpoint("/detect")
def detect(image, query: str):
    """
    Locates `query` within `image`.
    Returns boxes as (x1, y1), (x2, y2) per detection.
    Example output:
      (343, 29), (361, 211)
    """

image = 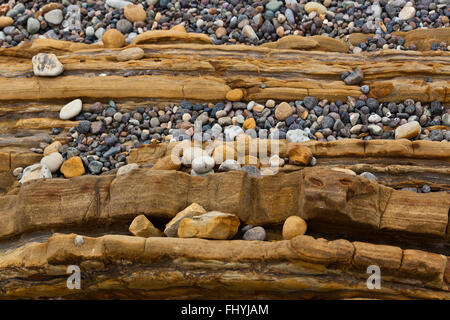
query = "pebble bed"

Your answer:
(25, 97), (449, 176)
(0, 0), (449, 53)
